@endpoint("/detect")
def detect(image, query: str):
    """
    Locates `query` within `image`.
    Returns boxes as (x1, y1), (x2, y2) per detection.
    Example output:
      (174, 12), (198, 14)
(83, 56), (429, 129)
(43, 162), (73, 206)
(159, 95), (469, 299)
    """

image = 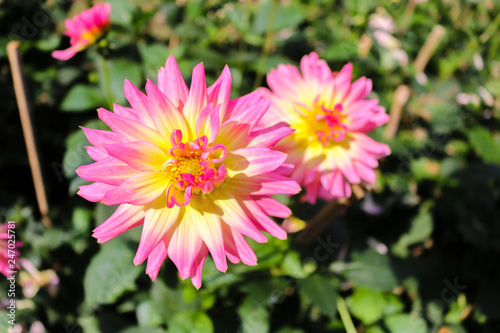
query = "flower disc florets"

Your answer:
(163, 130), (227, 208)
